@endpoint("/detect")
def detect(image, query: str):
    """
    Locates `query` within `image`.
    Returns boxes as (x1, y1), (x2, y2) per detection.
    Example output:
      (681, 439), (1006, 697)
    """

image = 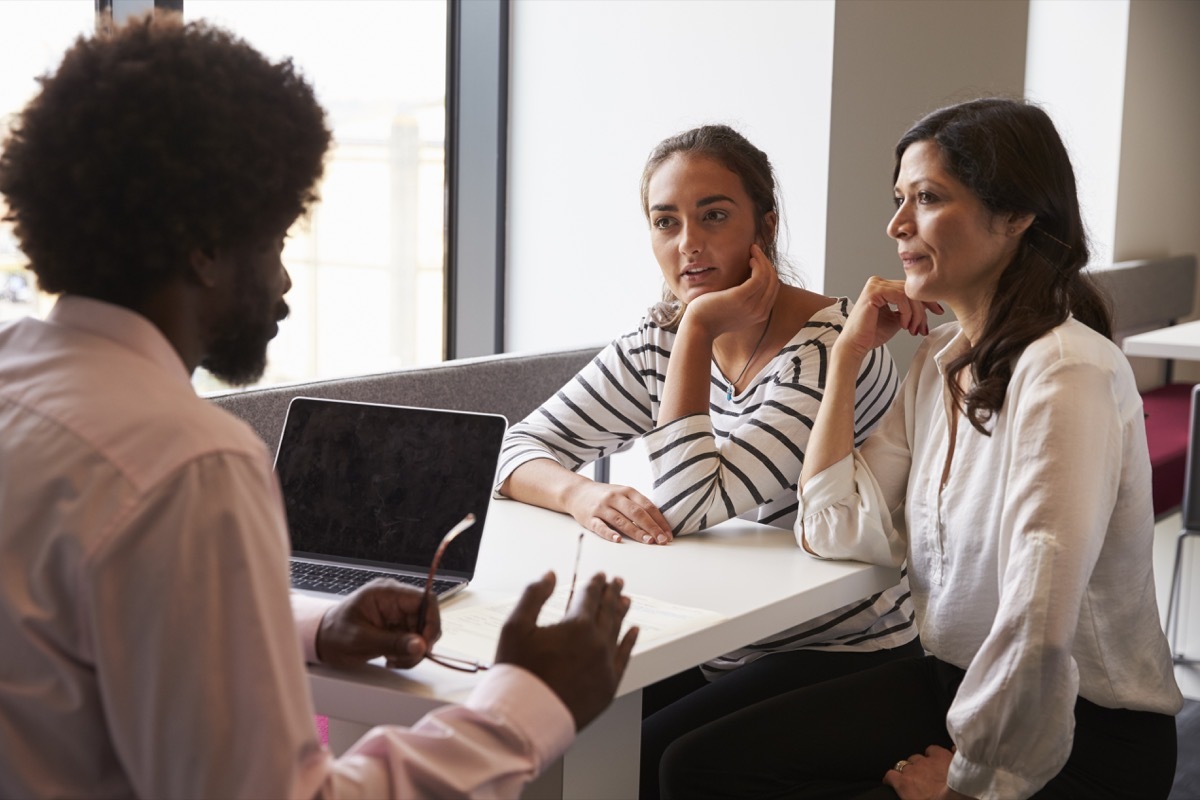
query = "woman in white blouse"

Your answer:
(659, 98), (1182, 800)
